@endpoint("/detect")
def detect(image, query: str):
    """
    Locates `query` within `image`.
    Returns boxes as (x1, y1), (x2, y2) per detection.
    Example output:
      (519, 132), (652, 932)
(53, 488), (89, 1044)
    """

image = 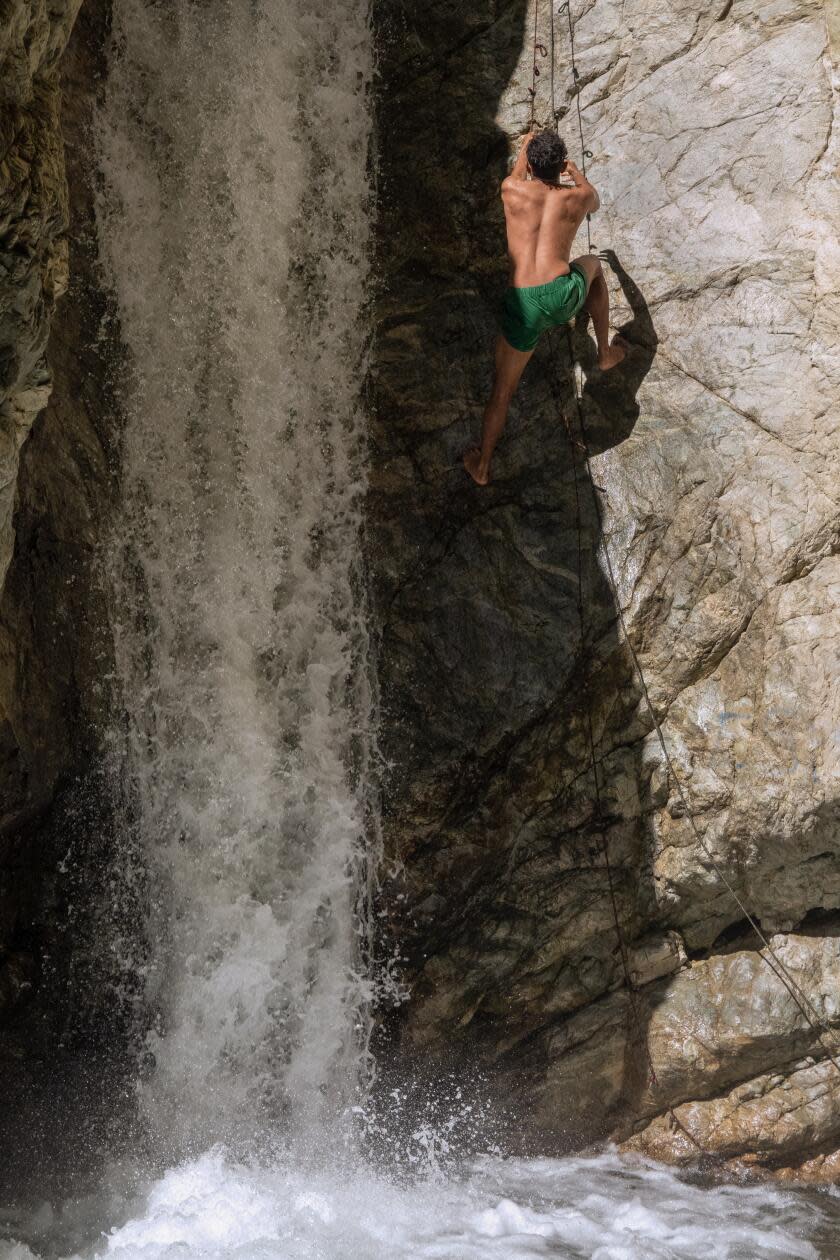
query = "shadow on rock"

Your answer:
(574, 249), (659, 456)
(369, 0), (675, 1156)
